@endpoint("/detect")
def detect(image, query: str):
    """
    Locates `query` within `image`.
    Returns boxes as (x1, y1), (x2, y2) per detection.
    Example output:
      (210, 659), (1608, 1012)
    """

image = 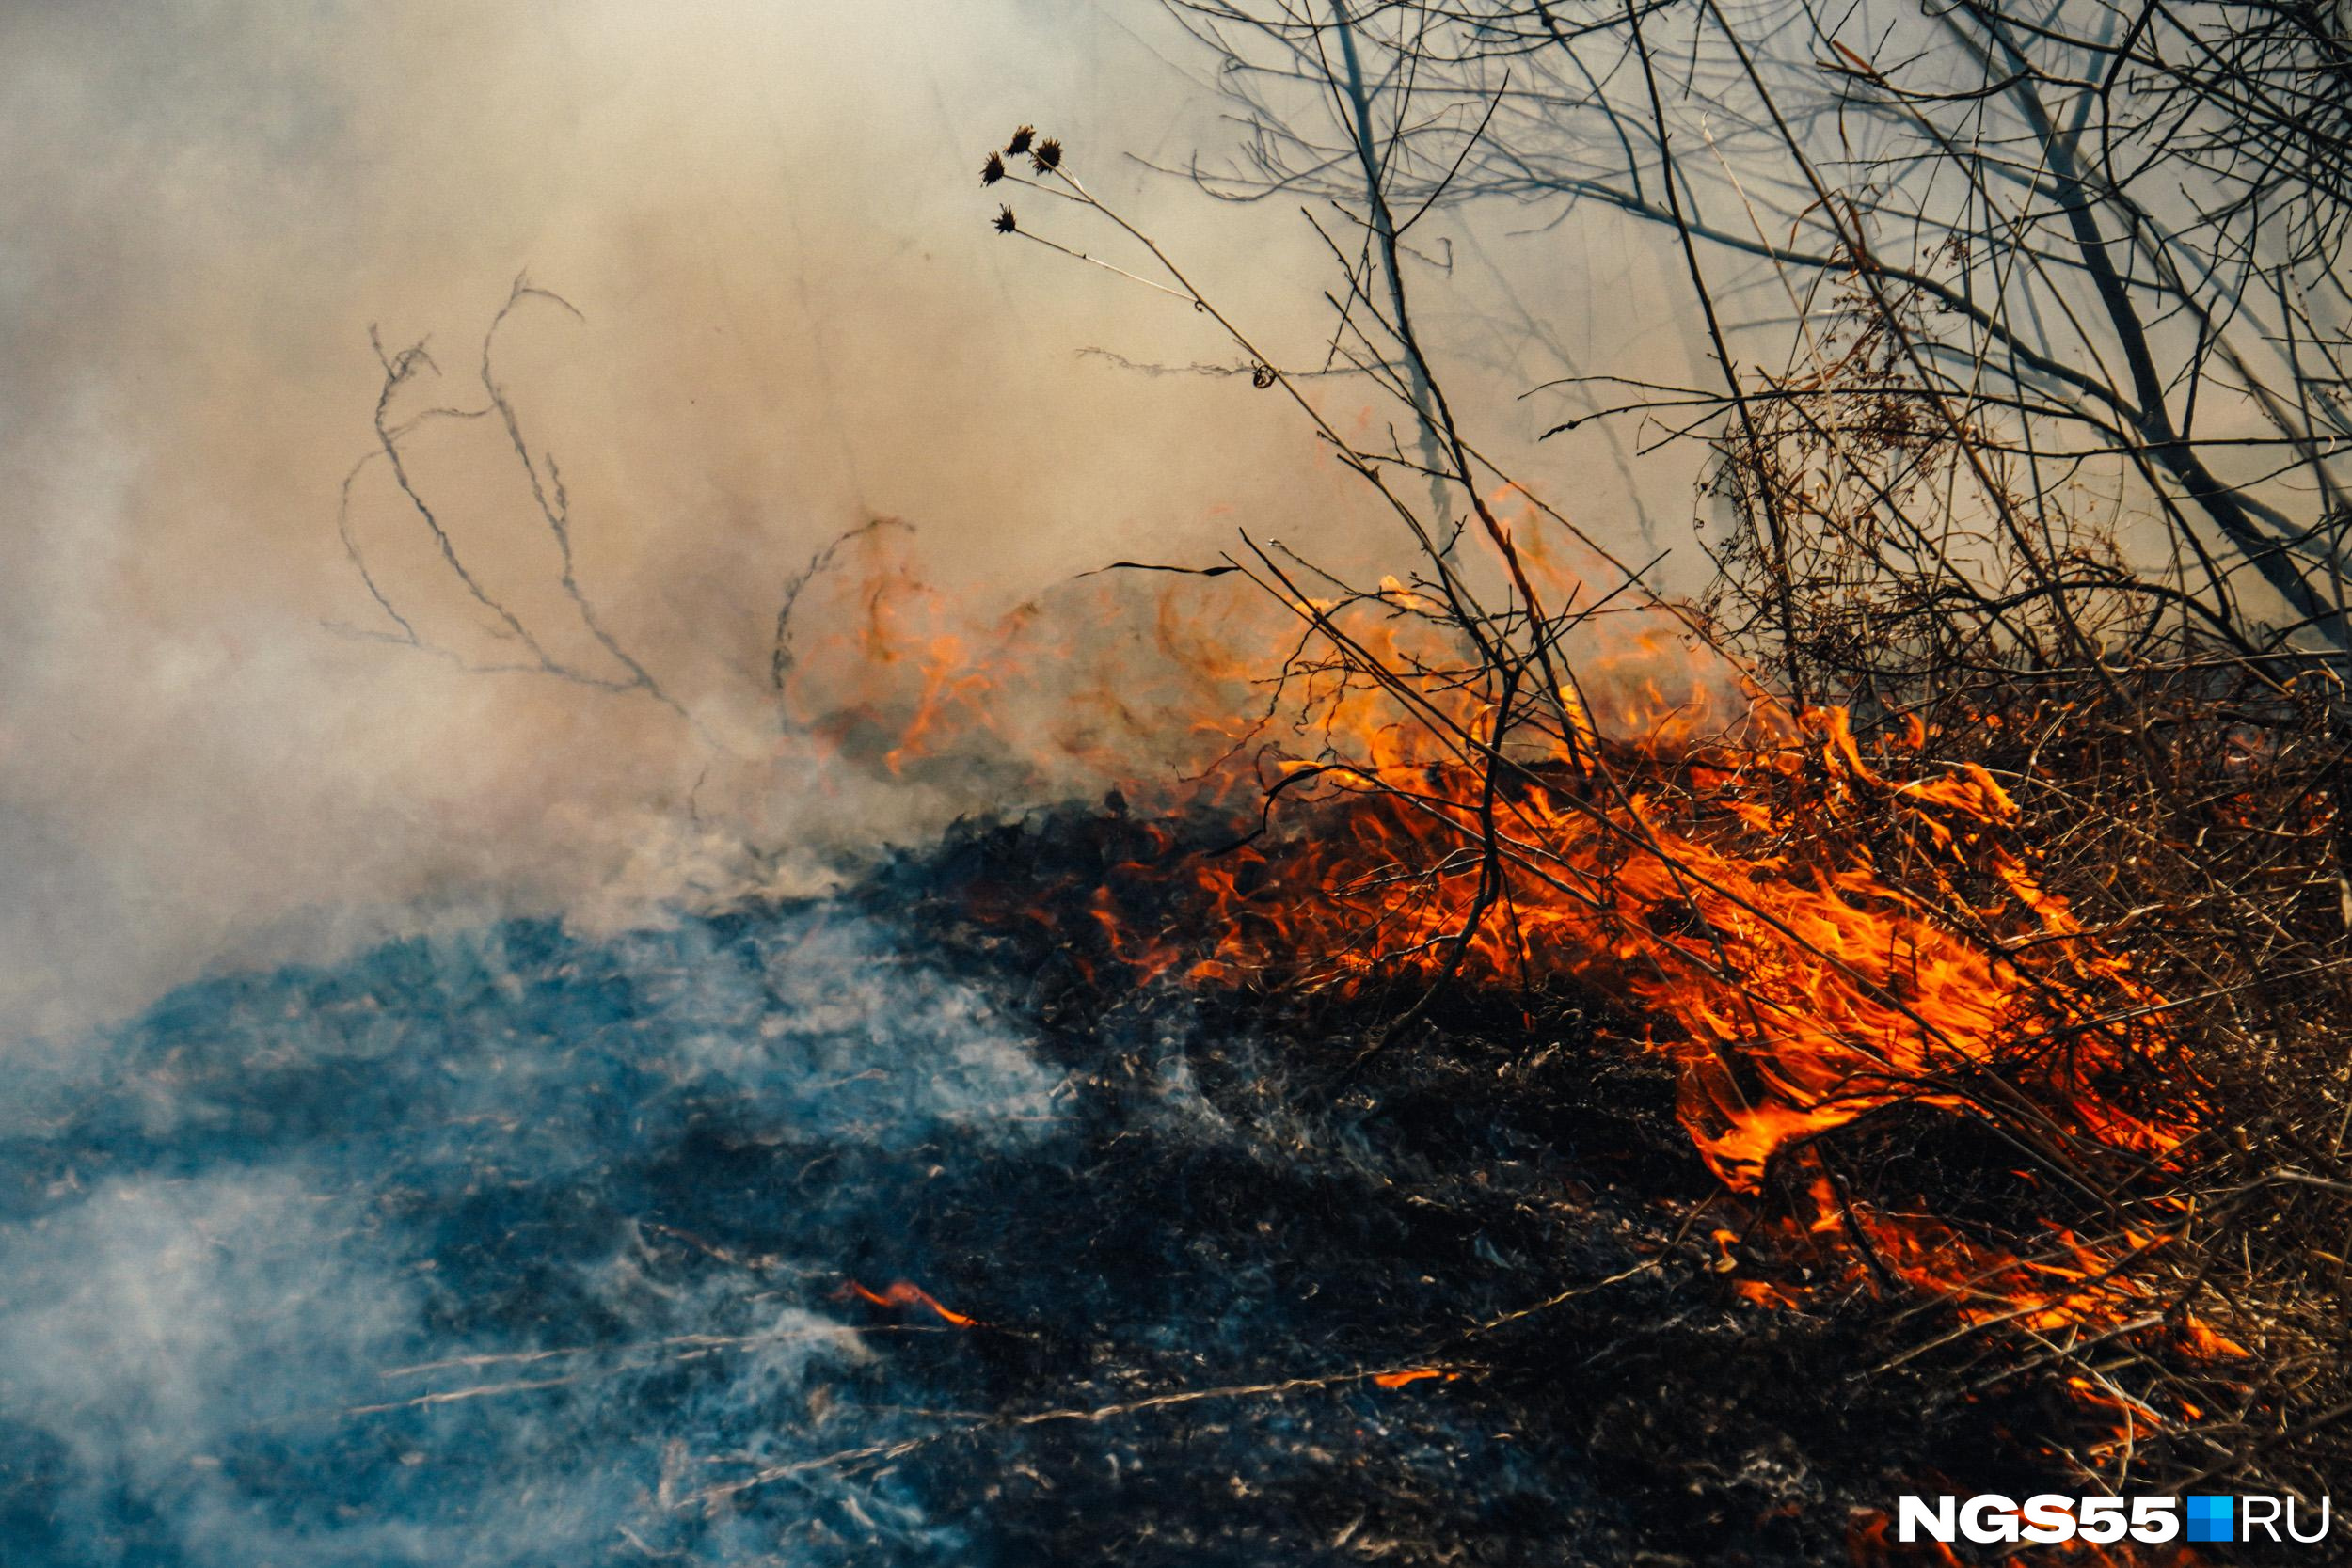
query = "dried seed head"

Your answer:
(1006, 125), (1035, 156)
(981, 151), (1006, 185)
(993, 205), (1018, 234)
(1032, 137), (1062, 174)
